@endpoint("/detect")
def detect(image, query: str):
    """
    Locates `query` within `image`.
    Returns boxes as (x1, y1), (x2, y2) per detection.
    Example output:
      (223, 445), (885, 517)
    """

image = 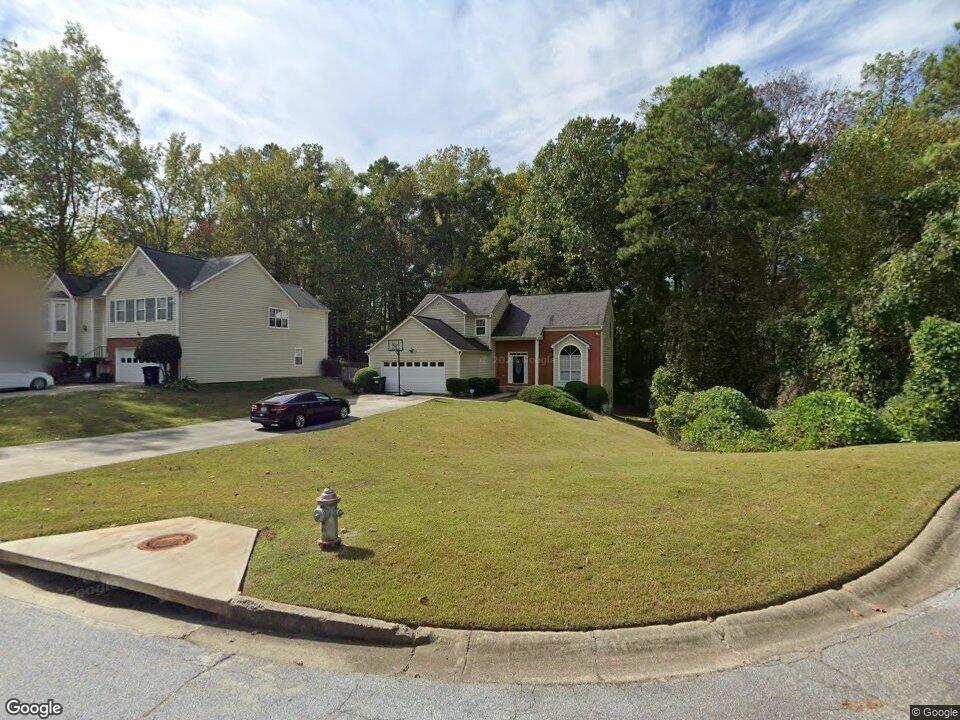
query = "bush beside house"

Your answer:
(353, 367), (379, 392)
(518, 385), (591, 418)
(134, 334), (182, 382)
